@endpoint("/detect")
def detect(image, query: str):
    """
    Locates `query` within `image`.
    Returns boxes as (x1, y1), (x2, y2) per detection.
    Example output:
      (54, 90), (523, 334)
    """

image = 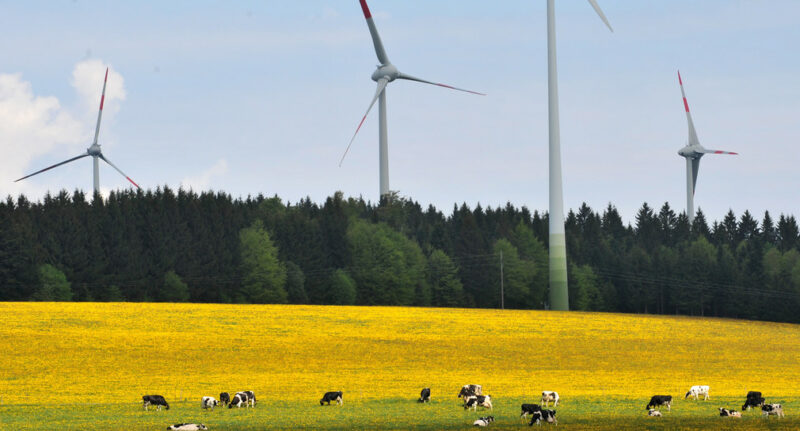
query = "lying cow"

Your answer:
(458, 385), (482, 399)
(541, 391), (559, 407)
(167, 424), (208, 431)
(719, 407), (742, 417)
(528, 409), (557, 426)
(685, 385), (710, 400)
(646, 395), (672, 411)
(648, 409), (662, 417)
(201, 396), (218, 410)
(521, 403), (542, 420)
(320, 391), (343, 406)
(143, 395), (170, 411)
(464, 395), (493, 411)
(219, 392), (230, 407)
(473, 416), (494, 427)
(418, 388), (431, 403)
(742, 391), (765, 410)
(762, 404), (784, 418)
